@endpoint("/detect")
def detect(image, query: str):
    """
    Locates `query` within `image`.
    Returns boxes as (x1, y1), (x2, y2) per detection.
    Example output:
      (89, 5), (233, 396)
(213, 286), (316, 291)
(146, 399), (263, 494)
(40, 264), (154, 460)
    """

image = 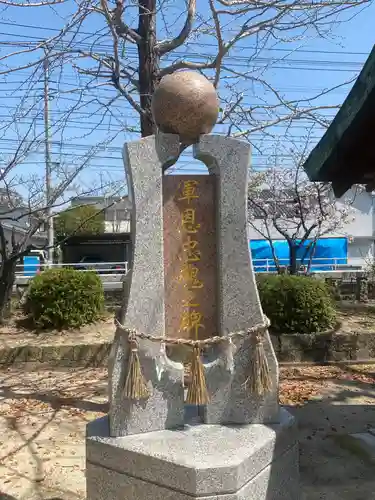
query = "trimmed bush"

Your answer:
(256, 274), (336, 334)
(24, 267), (104, 329)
